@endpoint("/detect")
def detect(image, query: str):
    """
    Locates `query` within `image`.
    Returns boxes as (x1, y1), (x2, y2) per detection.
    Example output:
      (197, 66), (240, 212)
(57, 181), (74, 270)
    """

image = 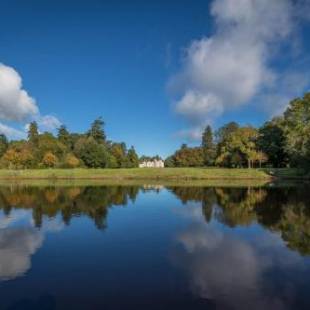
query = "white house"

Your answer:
(139, 159), (164, 168)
